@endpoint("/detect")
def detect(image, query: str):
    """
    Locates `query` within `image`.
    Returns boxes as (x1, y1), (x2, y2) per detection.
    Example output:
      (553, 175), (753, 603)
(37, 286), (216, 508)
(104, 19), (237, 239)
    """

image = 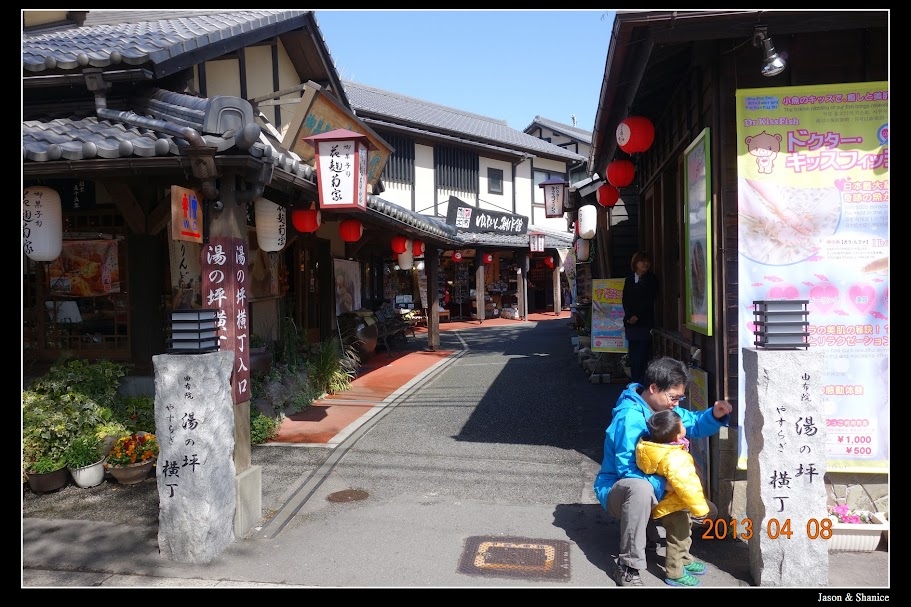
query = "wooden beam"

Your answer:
(148, 193), (172, 236)
(105, 182), (146, 235)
